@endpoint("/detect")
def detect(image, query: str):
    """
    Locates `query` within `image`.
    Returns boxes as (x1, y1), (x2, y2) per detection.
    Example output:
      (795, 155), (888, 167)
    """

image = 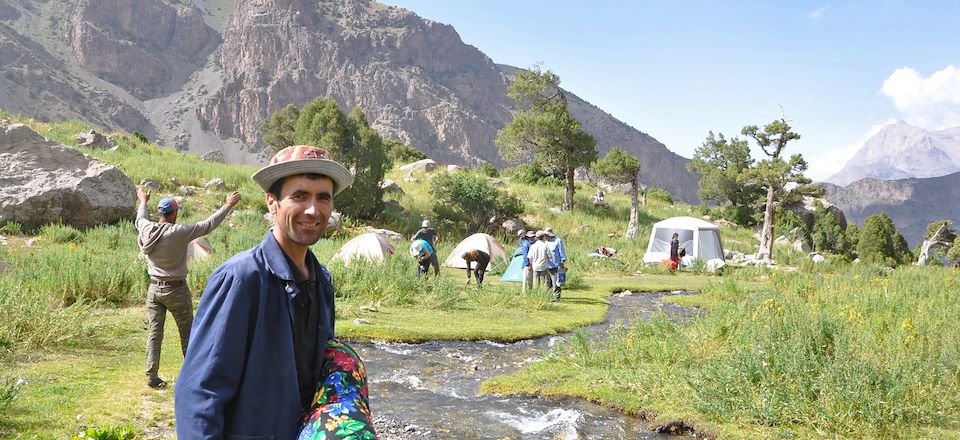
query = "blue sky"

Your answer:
(379, 0), (960, 181)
